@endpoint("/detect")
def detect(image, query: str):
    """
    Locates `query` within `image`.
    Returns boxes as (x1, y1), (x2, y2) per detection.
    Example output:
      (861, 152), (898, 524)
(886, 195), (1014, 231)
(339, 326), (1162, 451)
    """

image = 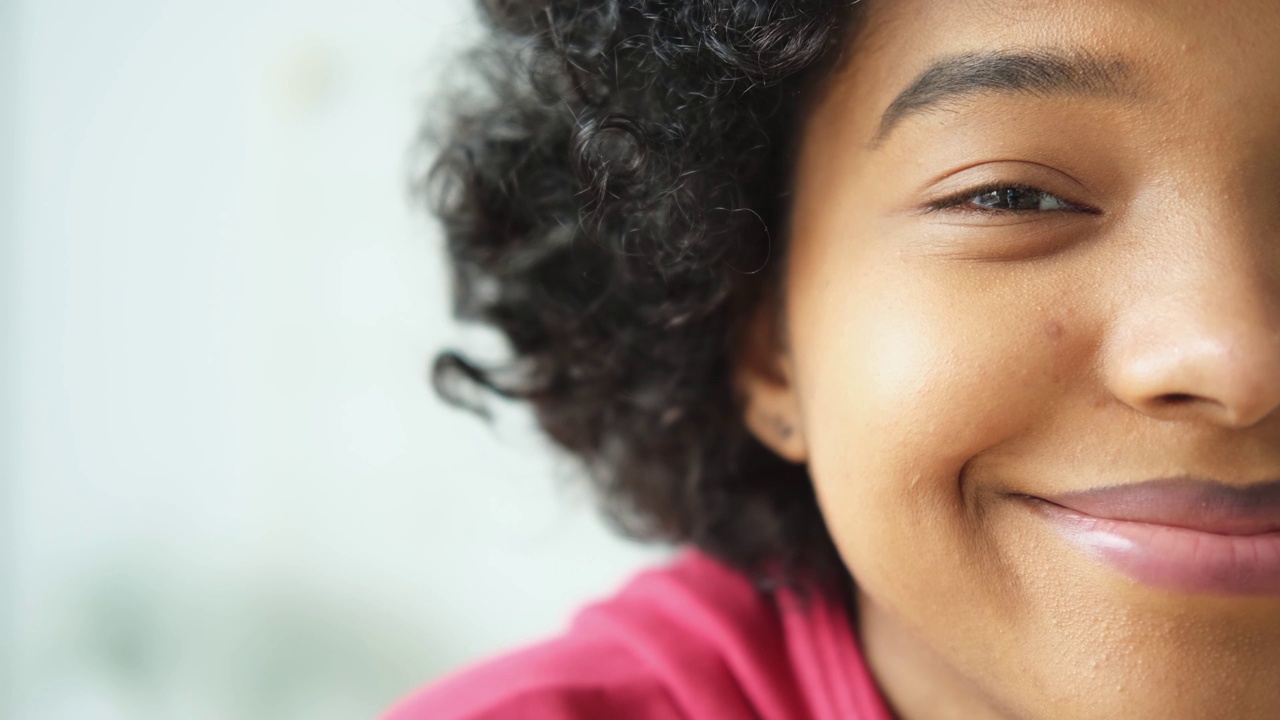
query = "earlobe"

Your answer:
(740, 362), (810, 464)
(734, 298), (809, 464)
